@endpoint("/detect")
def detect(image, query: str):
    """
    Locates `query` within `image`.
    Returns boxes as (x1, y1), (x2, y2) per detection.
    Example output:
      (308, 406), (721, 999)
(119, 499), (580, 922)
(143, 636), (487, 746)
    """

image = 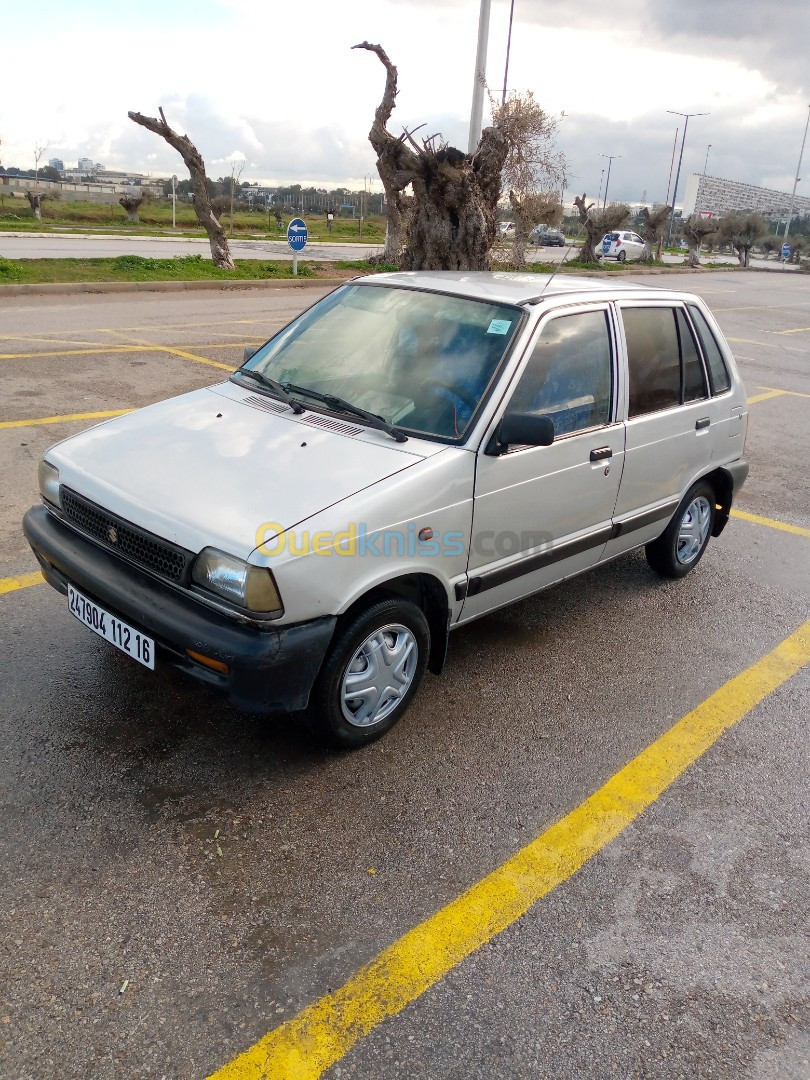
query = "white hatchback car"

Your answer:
(26, 272), (748, 747)
(599, 230), (645, 262)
